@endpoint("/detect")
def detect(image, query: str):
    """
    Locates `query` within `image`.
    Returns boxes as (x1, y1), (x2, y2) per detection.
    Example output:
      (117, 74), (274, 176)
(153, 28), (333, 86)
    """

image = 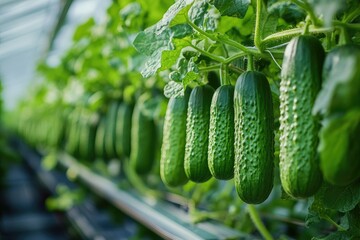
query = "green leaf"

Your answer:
(120, 2), (141, 21)
(213, 0), (250, 18)
(140, 52), (163, 78)
(306, 196), (336, 226)
(170, 23), (193, 38)
(169, 55), (199, 85)
(159, 38), (190, 71)
(133, 0), (194, 78)
(347, 205), (360, 236)
(314, 181), (360, 213)
(189, 0), (219, 31)
(318, 111), (360, 186)
(259, 1), (278, 39)
(217, 6), (255, 38)
(164, 81), (185, 98)
(73, 18), (95, 41)
(41, 153), (57, 171)
(308, 0), (346, 27)
(133, 27), (172, 56)
(268, 2), (306, 25)
(313, 46), (360, 117)
(313, 231), (354, 240)
(153, 0), (194, 34)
